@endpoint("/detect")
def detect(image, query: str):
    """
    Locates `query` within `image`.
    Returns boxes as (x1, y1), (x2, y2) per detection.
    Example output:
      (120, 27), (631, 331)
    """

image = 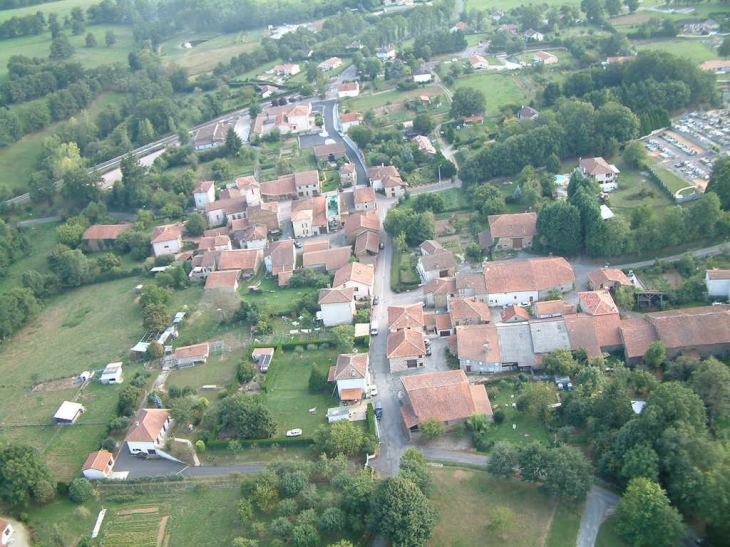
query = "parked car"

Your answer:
(370, 386), (378, 397)
(373, 296), (380, 305)
(294, 240), (303, 249)
(374, 401), (383, 420)
(286, 429), (302, 437)
(379, 242), (385, 249)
